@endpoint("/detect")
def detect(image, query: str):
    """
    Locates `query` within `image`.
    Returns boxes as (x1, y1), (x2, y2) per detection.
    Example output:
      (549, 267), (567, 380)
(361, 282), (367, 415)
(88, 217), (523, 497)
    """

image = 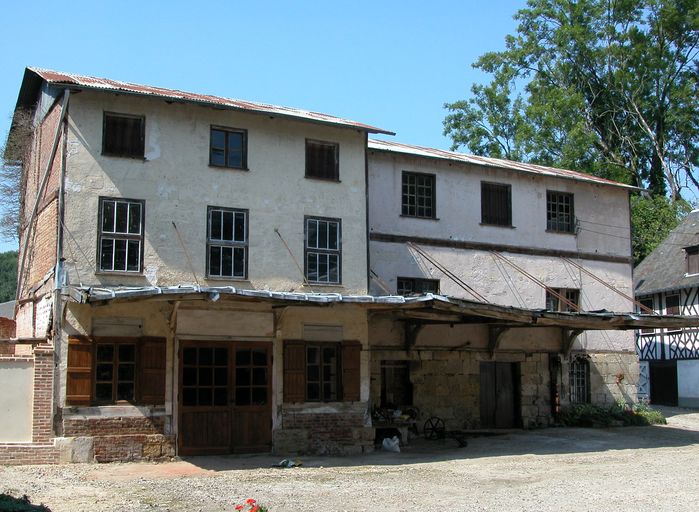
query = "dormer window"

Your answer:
(686, 246), (699, 275)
